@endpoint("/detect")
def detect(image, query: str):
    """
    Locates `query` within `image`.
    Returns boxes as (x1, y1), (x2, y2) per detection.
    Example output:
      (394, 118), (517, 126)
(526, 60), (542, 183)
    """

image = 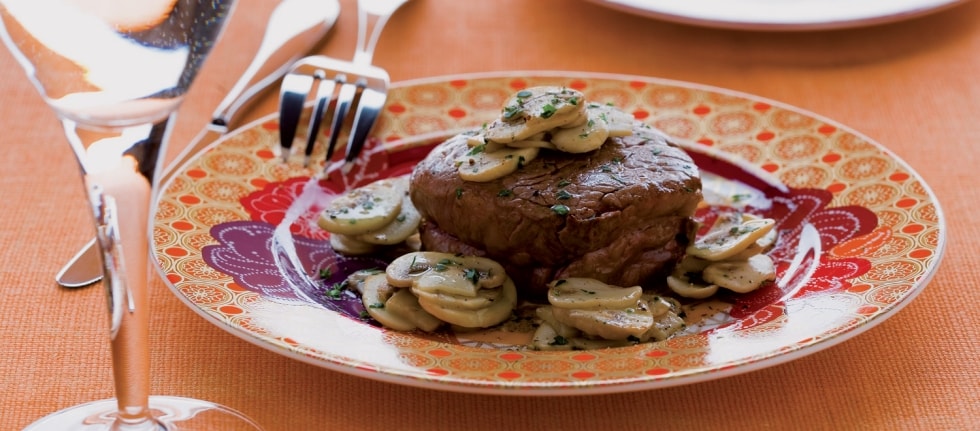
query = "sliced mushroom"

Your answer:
(411, 284), (503, 311)
(530, 321), (574, 351)
(417, 277), (518, 328)
(484, 86), (587, 143)
(666, 274), (719, 299)
(643, 295), (681, 318)
(643, 311), (686, 342)
(385, 252), (507, 295)
(535, 306), (581, 339)
(344, 269), (385, 295)
(687, 217), (776, 261)
(550, 110), (609, 153)
(506, 139), (557, 150)
(359, 273), (418, 332)
(384, 288), (443, 332)
(702, 254), (776, 293)
(587, 103), (636, 137)
(547, 278), (643, 310)
(550, 304), (654, 341)
(727, 218), (779, 260)
(329, 233), (377, 255)
(355, 195), (421, 245)
(318, 177), (405, 235)
(674, 255), (712, 275)
(456, 146), (539, 182)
